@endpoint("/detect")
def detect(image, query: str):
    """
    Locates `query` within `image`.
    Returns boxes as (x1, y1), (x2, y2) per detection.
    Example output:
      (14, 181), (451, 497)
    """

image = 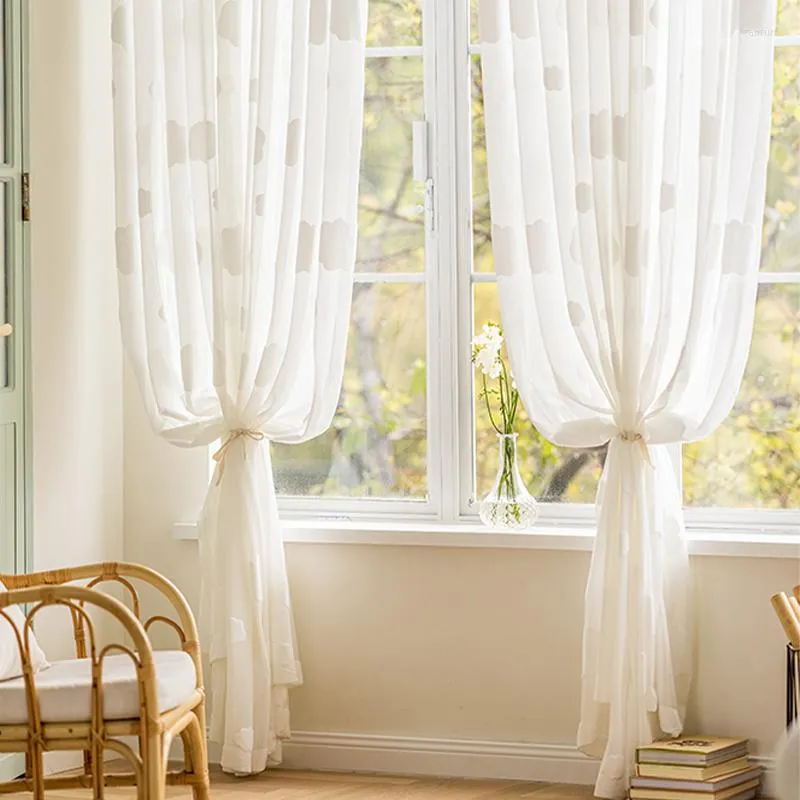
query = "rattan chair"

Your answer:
(0, 562), (211, 800)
